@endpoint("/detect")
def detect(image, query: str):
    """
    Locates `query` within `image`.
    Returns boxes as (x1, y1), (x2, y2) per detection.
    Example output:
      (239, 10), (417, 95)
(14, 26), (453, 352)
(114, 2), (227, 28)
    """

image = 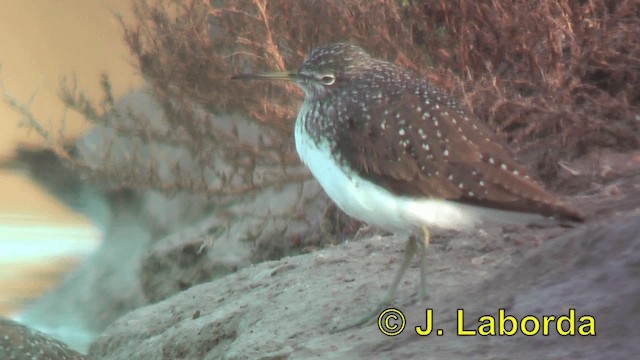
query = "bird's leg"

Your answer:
(419, 226), (431, 301)
(331, 234), (419, 333)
